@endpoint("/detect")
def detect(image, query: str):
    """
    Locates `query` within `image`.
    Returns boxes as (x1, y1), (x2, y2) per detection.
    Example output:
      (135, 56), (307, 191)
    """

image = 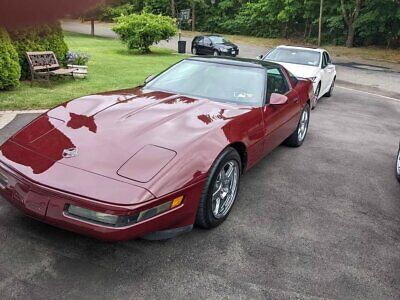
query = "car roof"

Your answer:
(276, 45), (326, 53)
(186, 56), (282, 69)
